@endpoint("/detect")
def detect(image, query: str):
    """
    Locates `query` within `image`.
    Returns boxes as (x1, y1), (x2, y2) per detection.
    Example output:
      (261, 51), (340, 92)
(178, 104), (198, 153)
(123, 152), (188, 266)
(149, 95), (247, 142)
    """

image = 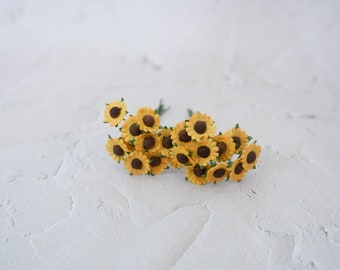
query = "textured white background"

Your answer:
(1, 0), (340, 269)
